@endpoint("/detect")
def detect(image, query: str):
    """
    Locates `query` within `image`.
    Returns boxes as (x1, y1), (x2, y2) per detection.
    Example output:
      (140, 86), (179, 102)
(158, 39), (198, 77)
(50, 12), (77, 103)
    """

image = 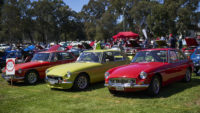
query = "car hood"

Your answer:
(15, 61), (50, 70)
(109, 62), (166, 78)
(185, 38), (198, 47)
(47, 62), (101, 76)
